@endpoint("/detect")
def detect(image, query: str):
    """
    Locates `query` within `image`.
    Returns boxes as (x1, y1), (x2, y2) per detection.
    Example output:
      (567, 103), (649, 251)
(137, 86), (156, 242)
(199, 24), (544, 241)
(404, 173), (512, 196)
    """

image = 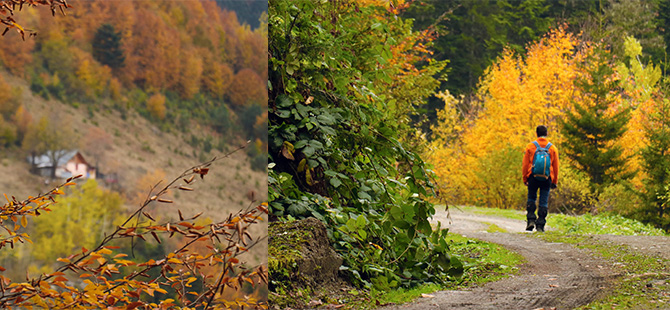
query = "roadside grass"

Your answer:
(536, 232), (670, 309)
(367, 232), (524, 308)
(454, 205), (524, 220)
(548, 213), (667, 236)
(455, 205), (667, 236)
